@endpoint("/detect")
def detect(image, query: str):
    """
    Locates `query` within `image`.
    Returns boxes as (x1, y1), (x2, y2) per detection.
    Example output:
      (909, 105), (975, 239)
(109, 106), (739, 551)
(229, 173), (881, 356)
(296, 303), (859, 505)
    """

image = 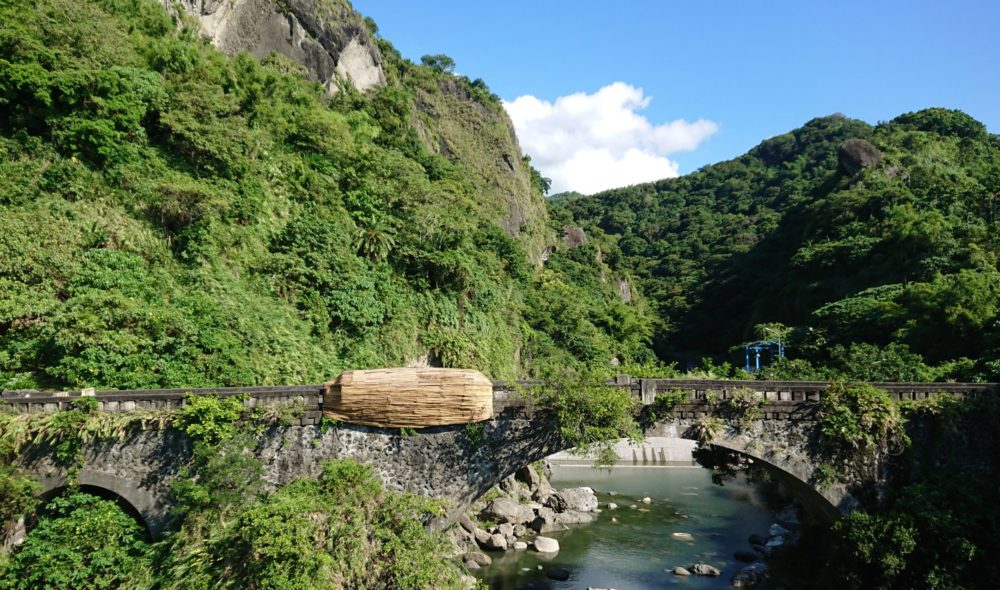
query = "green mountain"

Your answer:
(0, 0), (650, 390)
(552, 110), (1000, 380)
